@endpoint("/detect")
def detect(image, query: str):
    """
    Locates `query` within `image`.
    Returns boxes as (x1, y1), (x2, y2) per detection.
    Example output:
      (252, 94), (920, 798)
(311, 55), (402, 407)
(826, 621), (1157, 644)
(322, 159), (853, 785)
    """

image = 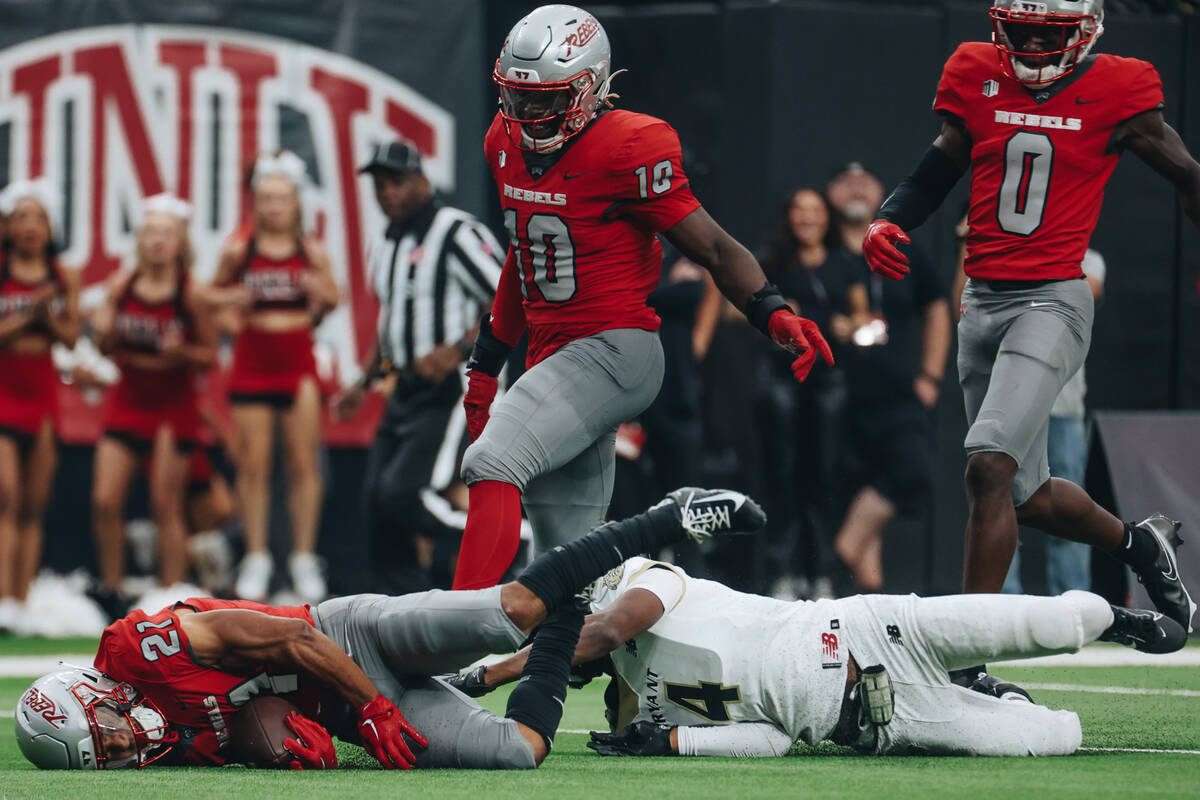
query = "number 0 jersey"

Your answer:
(484, 109), (701, 365)
(94, 598), (320, 766)
(935, 42), (1163, 281)
(587, 558), (848, 746)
